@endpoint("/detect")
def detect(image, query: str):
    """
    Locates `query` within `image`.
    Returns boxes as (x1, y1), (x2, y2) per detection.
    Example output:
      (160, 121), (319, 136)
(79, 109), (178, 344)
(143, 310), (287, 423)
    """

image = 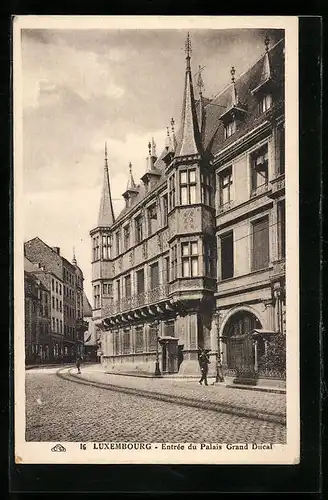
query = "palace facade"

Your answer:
(90, 35), (286, 384)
